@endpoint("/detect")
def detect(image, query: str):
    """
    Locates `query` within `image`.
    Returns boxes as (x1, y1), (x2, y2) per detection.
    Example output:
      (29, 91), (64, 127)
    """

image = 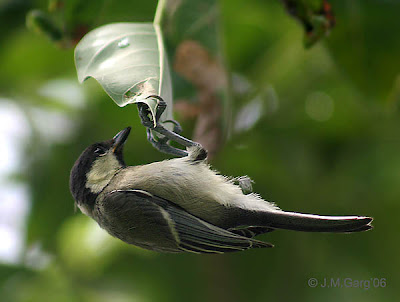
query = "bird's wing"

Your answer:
(229, 226), (275, 238)
(101, 190), (273, 254)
